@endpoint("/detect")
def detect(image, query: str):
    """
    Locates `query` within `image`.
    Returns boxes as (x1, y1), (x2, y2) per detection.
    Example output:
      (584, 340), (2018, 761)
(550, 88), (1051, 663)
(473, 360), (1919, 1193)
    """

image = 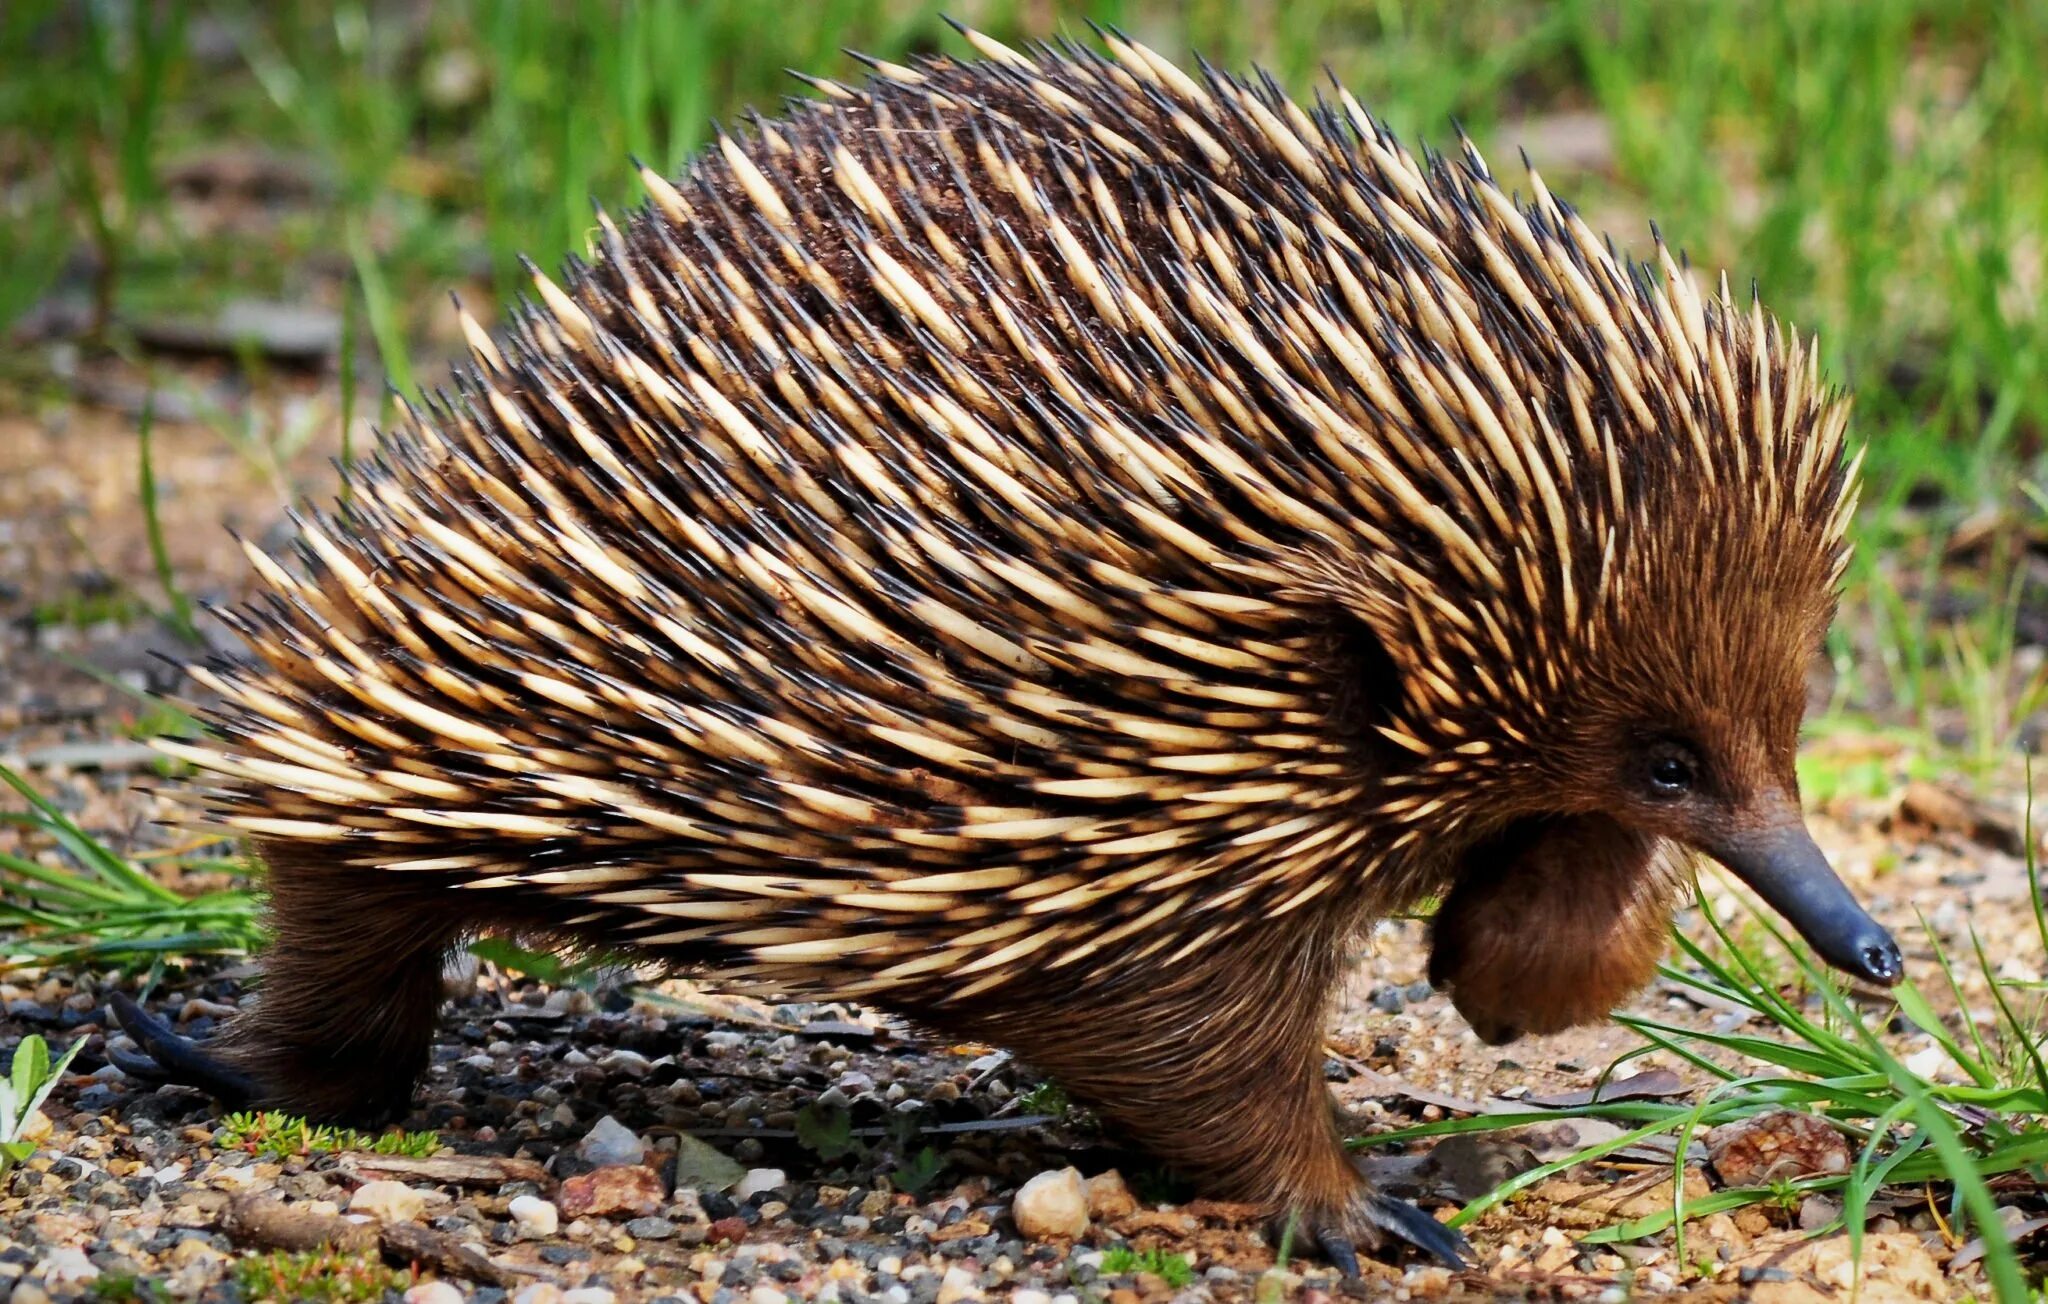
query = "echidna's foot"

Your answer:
(1283, 1191), (1470, 1274)
(108, 992), (262, 1107)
